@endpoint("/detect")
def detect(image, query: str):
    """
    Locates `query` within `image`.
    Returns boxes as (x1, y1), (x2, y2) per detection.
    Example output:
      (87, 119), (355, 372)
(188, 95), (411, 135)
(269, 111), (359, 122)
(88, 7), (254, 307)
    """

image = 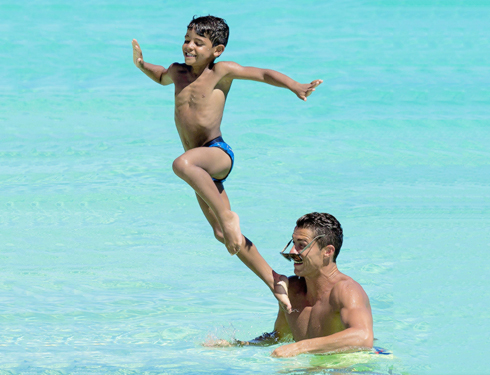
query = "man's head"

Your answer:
(187, 15), (229, 47)
(295, 212), (343, 262)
